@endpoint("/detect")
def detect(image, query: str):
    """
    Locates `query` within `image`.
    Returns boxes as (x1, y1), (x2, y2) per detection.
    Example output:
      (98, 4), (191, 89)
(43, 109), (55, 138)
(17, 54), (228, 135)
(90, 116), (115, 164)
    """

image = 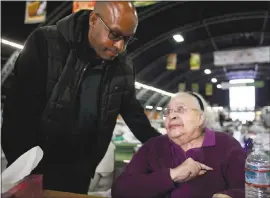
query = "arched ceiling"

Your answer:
(1, 1), (270, 108)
